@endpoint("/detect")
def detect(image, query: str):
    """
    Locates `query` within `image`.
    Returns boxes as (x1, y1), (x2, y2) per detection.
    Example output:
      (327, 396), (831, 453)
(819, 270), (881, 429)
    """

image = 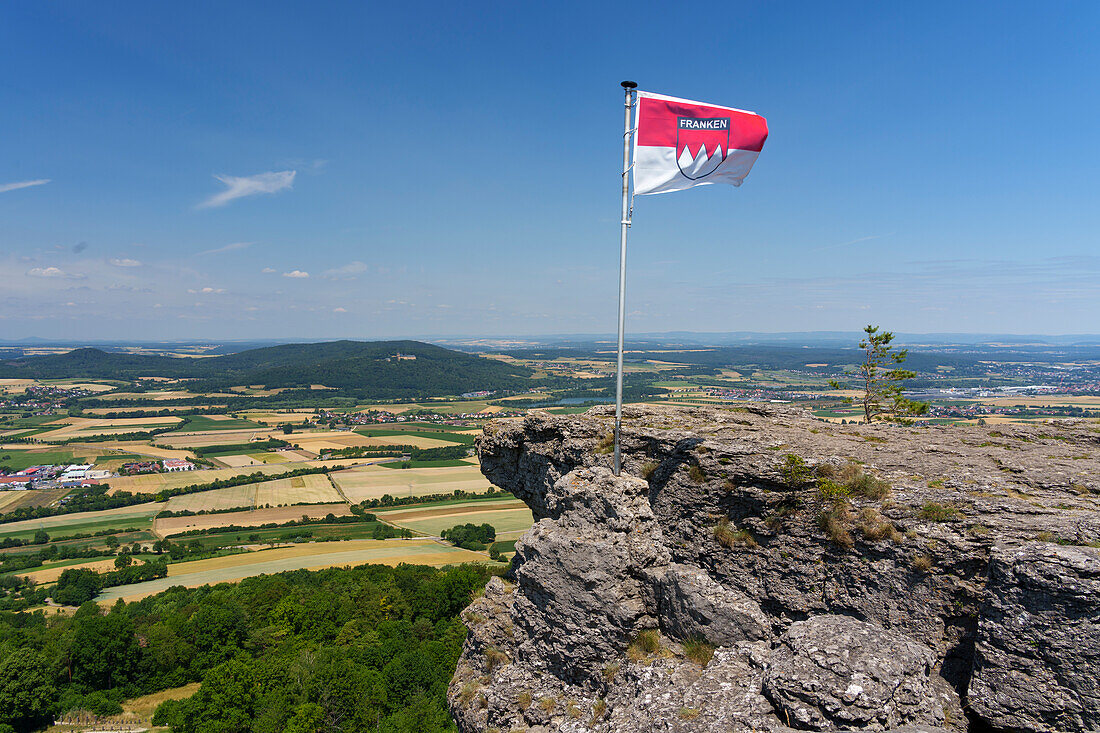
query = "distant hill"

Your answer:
(0, 340), (533, 398)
